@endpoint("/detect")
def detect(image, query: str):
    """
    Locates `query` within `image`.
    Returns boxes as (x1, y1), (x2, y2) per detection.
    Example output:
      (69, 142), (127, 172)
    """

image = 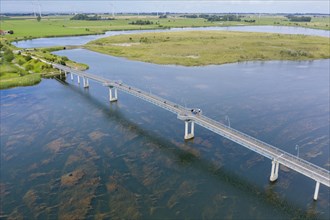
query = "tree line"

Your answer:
(286, 15), (312, 22)
(129, 20), (154, 25)
(70, 14), (114, 21)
